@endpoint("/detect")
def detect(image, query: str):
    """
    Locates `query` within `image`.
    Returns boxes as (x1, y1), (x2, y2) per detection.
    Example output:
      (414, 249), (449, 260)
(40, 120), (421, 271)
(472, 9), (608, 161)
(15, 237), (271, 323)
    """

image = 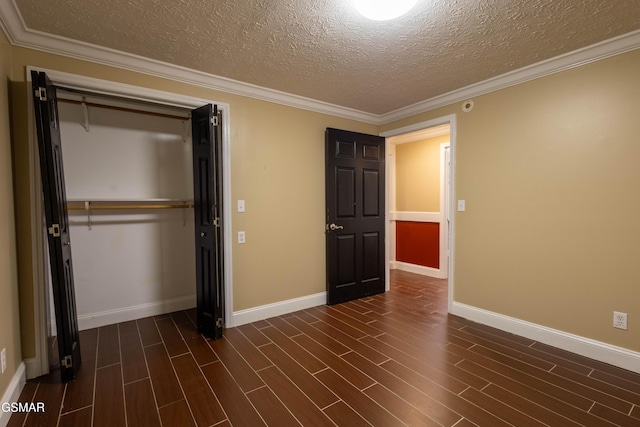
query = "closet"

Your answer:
(32, 71), (223, 382)
(59, 93), (196, 326)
